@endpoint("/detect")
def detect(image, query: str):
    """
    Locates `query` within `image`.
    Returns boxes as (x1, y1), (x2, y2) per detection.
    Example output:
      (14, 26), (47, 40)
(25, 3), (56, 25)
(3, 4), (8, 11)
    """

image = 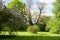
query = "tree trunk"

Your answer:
(36, 10), (42, 24)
